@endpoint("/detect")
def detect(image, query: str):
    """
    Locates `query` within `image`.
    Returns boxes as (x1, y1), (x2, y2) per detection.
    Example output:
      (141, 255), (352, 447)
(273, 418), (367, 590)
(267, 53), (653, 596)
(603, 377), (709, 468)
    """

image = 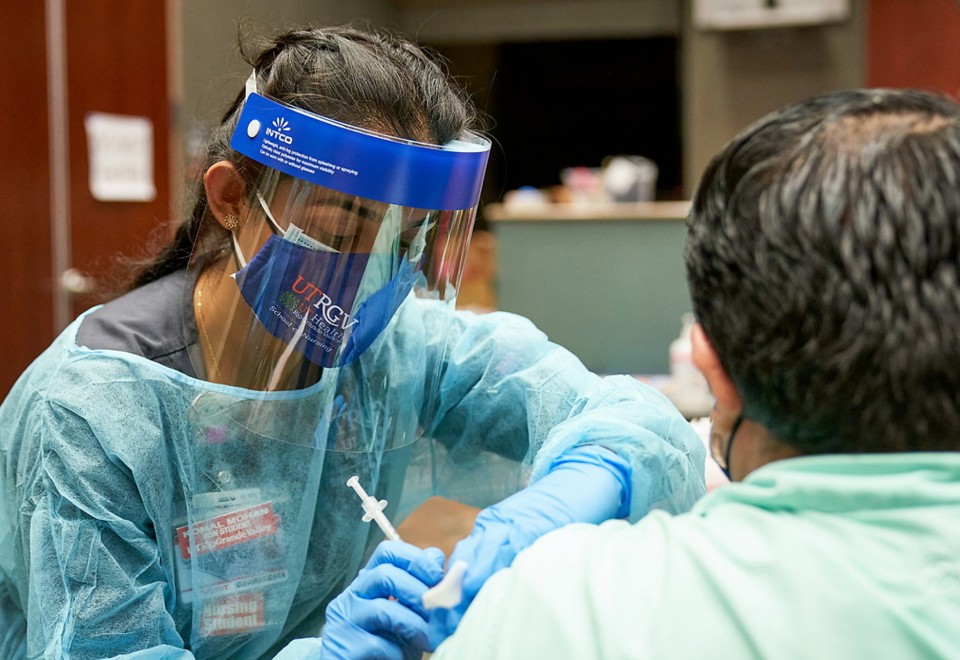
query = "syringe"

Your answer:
(345, 475), (468, 610)
(346, 475), (402, 542)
